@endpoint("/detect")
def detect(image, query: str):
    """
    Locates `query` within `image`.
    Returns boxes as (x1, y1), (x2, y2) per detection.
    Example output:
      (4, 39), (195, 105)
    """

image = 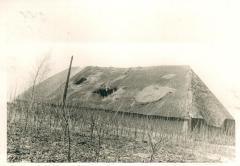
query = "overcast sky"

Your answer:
(1, 0), (240, 43)
(1, 0), (240, 116)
